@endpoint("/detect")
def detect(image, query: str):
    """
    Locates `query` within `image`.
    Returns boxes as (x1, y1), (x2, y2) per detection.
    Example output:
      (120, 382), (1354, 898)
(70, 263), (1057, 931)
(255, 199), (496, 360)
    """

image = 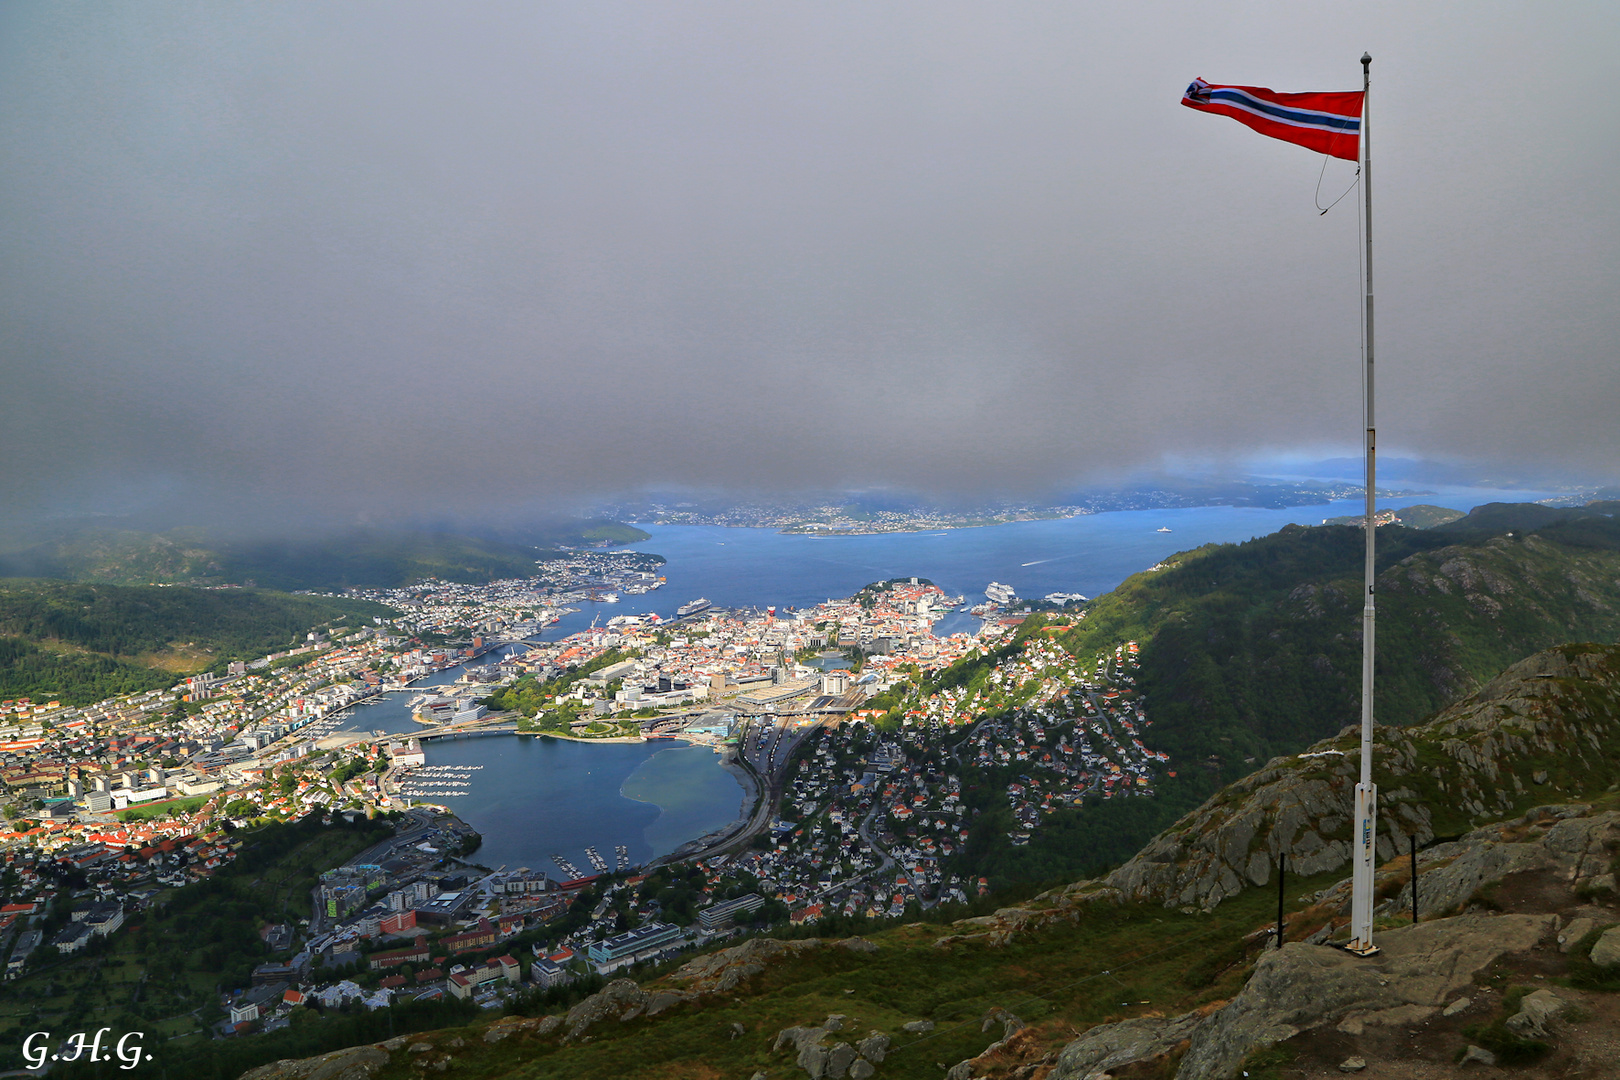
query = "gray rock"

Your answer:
(901, 1020), (934, 1033)
(645, 990), (693, 1016)
(837, 937), (879, 953)
(857, 1033), (890, 1063)
(1048, 1012), (1202, 1080)
(824, 1014), (847, 1032)
(945, 1062), (974, 1080)
(797, 1043), (829, 1079)
(1175, 914), (1553, 1080)
(750, 1073), (768, 1080)
(1442, 996), (1471, 1016)
(237, 1046), (391, 1080)
(1338, 1057), (1366, 1073)
(1590, 926), (1620, 968)
(673, 936), (822, 994)
(848, 1060), (875, 1080)
(775, 1026), (827, 1054)
(1461, 1044), (1497, 1067)
(1504, 988), (1562, 1039)
(563, 978), (649, 1040)
(1557, 917), (1597, 953)
(825, 1043), (857, 1078)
